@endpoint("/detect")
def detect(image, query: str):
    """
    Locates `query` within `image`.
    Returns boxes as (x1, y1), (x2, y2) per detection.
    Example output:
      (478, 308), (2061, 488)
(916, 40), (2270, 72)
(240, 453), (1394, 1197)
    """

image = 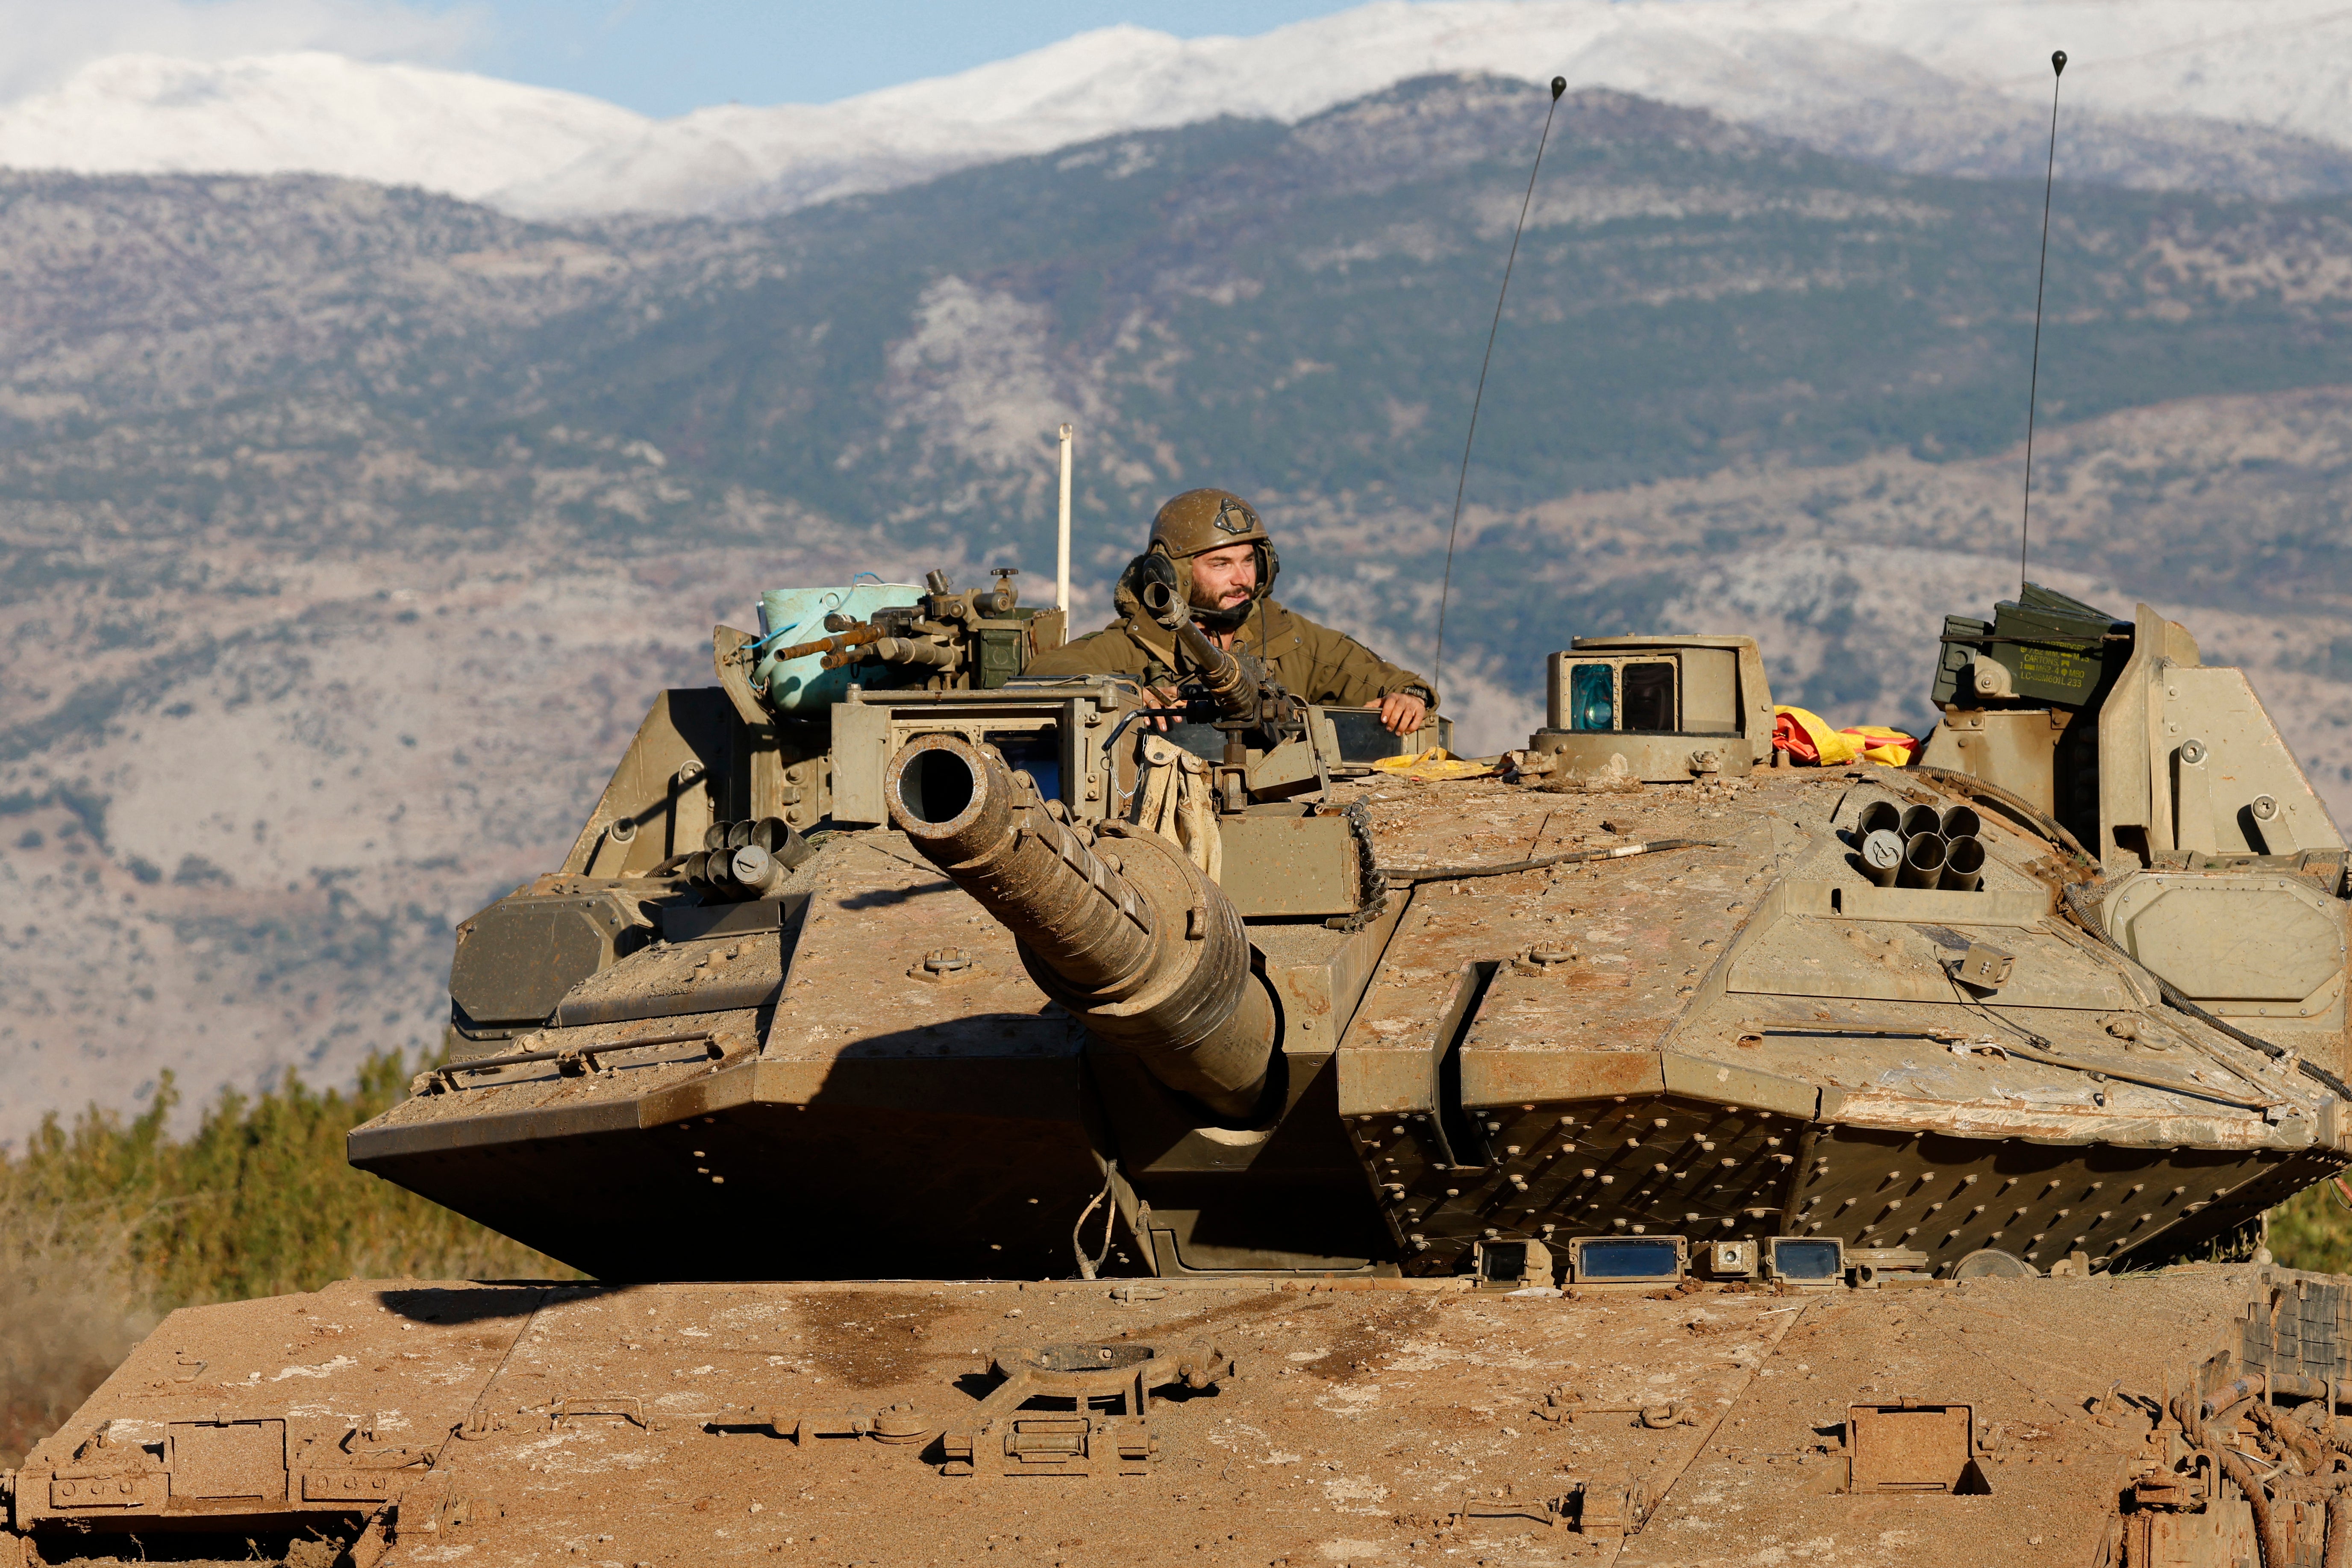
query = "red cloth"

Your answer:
(1773, 710), (1823, 762)
(1843, 728), (1919, 760)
